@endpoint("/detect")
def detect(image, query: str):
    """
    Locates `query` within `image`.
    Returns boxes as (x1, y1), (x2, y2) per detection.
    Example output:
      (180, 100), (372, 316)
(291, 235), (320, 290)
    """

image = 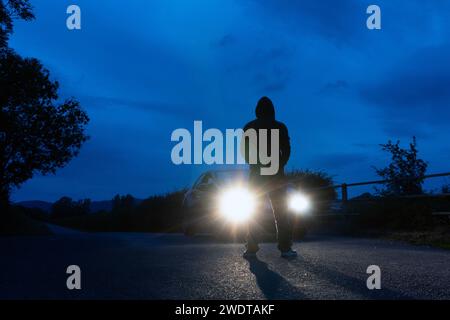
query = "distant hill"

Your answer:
(15, 200), (52, 213)
(16, 199), (143, 213)
(351, 192), (374, 200)
(90, 200), (114, 213)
